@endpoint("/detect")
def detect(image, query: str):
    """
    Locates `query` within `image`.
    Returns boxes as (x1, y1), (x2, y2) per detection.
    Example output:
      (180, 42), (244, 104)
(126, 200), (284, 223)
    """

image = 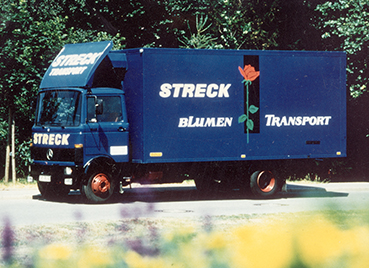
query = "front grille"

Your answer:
(31, 147), (75, 162)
